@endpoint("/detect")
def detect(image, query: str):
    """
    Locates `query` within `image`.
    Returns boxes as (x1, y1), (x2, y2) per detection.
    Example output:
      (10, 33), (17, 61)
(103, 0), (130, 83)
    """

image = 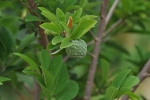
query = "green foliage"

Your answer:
(25, 14), (42, 22)
(126, 92), (141, 100)
(105, 69), (140, 100)
(71, 19), (97, 39)
(0, 77), (11, 85)
(39, 6), (97, 57)
(40, 49), (50, 69)
(56, 8), (66, 23)
(60, 37), (72, 49)
(13, 53), (40, 72)
(16, 34), (36, 52)
(52, 35), (64, 45)
(40, 22), (61, 35)
(51, 63), (68, 95)
(1, 0), (150, 100)
(38, 7), (57, 22)
(42, 67), (54, 94)
(56, 80), (79, 100)
(111, 69), (131, 89)
(14, 50), (79, 100)
(0, 26), (15, 62)
(105, 86), (118, 100)
(0, 1), (12, 10)
(59, 21), (71, 35)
